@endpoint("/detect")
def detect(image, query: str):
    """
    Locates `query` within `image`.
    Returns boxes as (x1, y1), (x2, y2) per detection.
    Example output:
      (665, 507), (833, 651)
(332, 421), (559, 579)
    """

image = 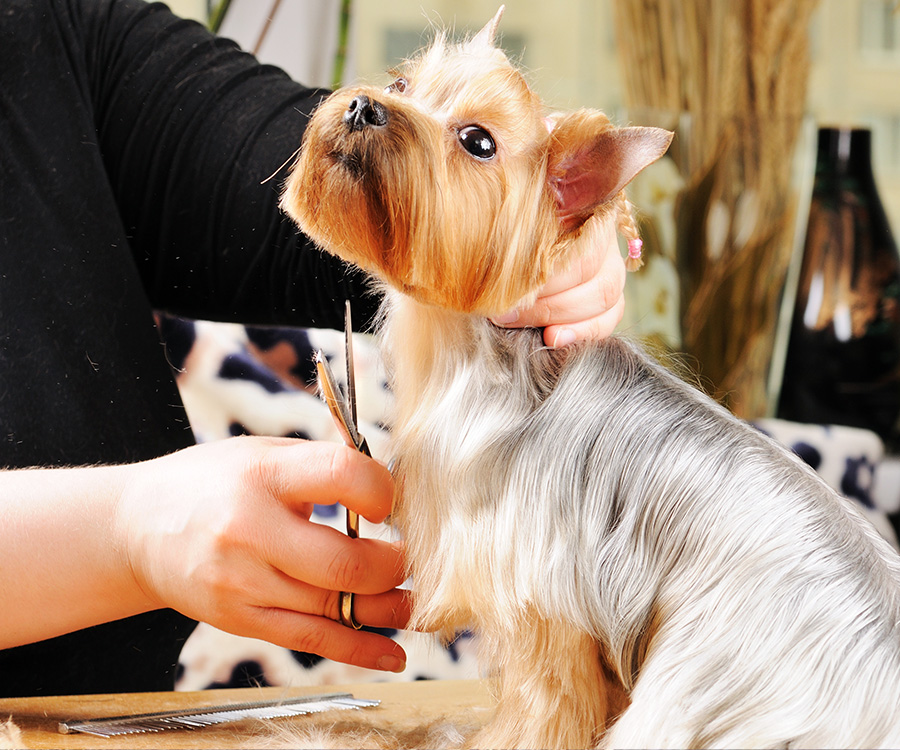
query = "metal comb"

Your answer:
(57, 692), (379, 737)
